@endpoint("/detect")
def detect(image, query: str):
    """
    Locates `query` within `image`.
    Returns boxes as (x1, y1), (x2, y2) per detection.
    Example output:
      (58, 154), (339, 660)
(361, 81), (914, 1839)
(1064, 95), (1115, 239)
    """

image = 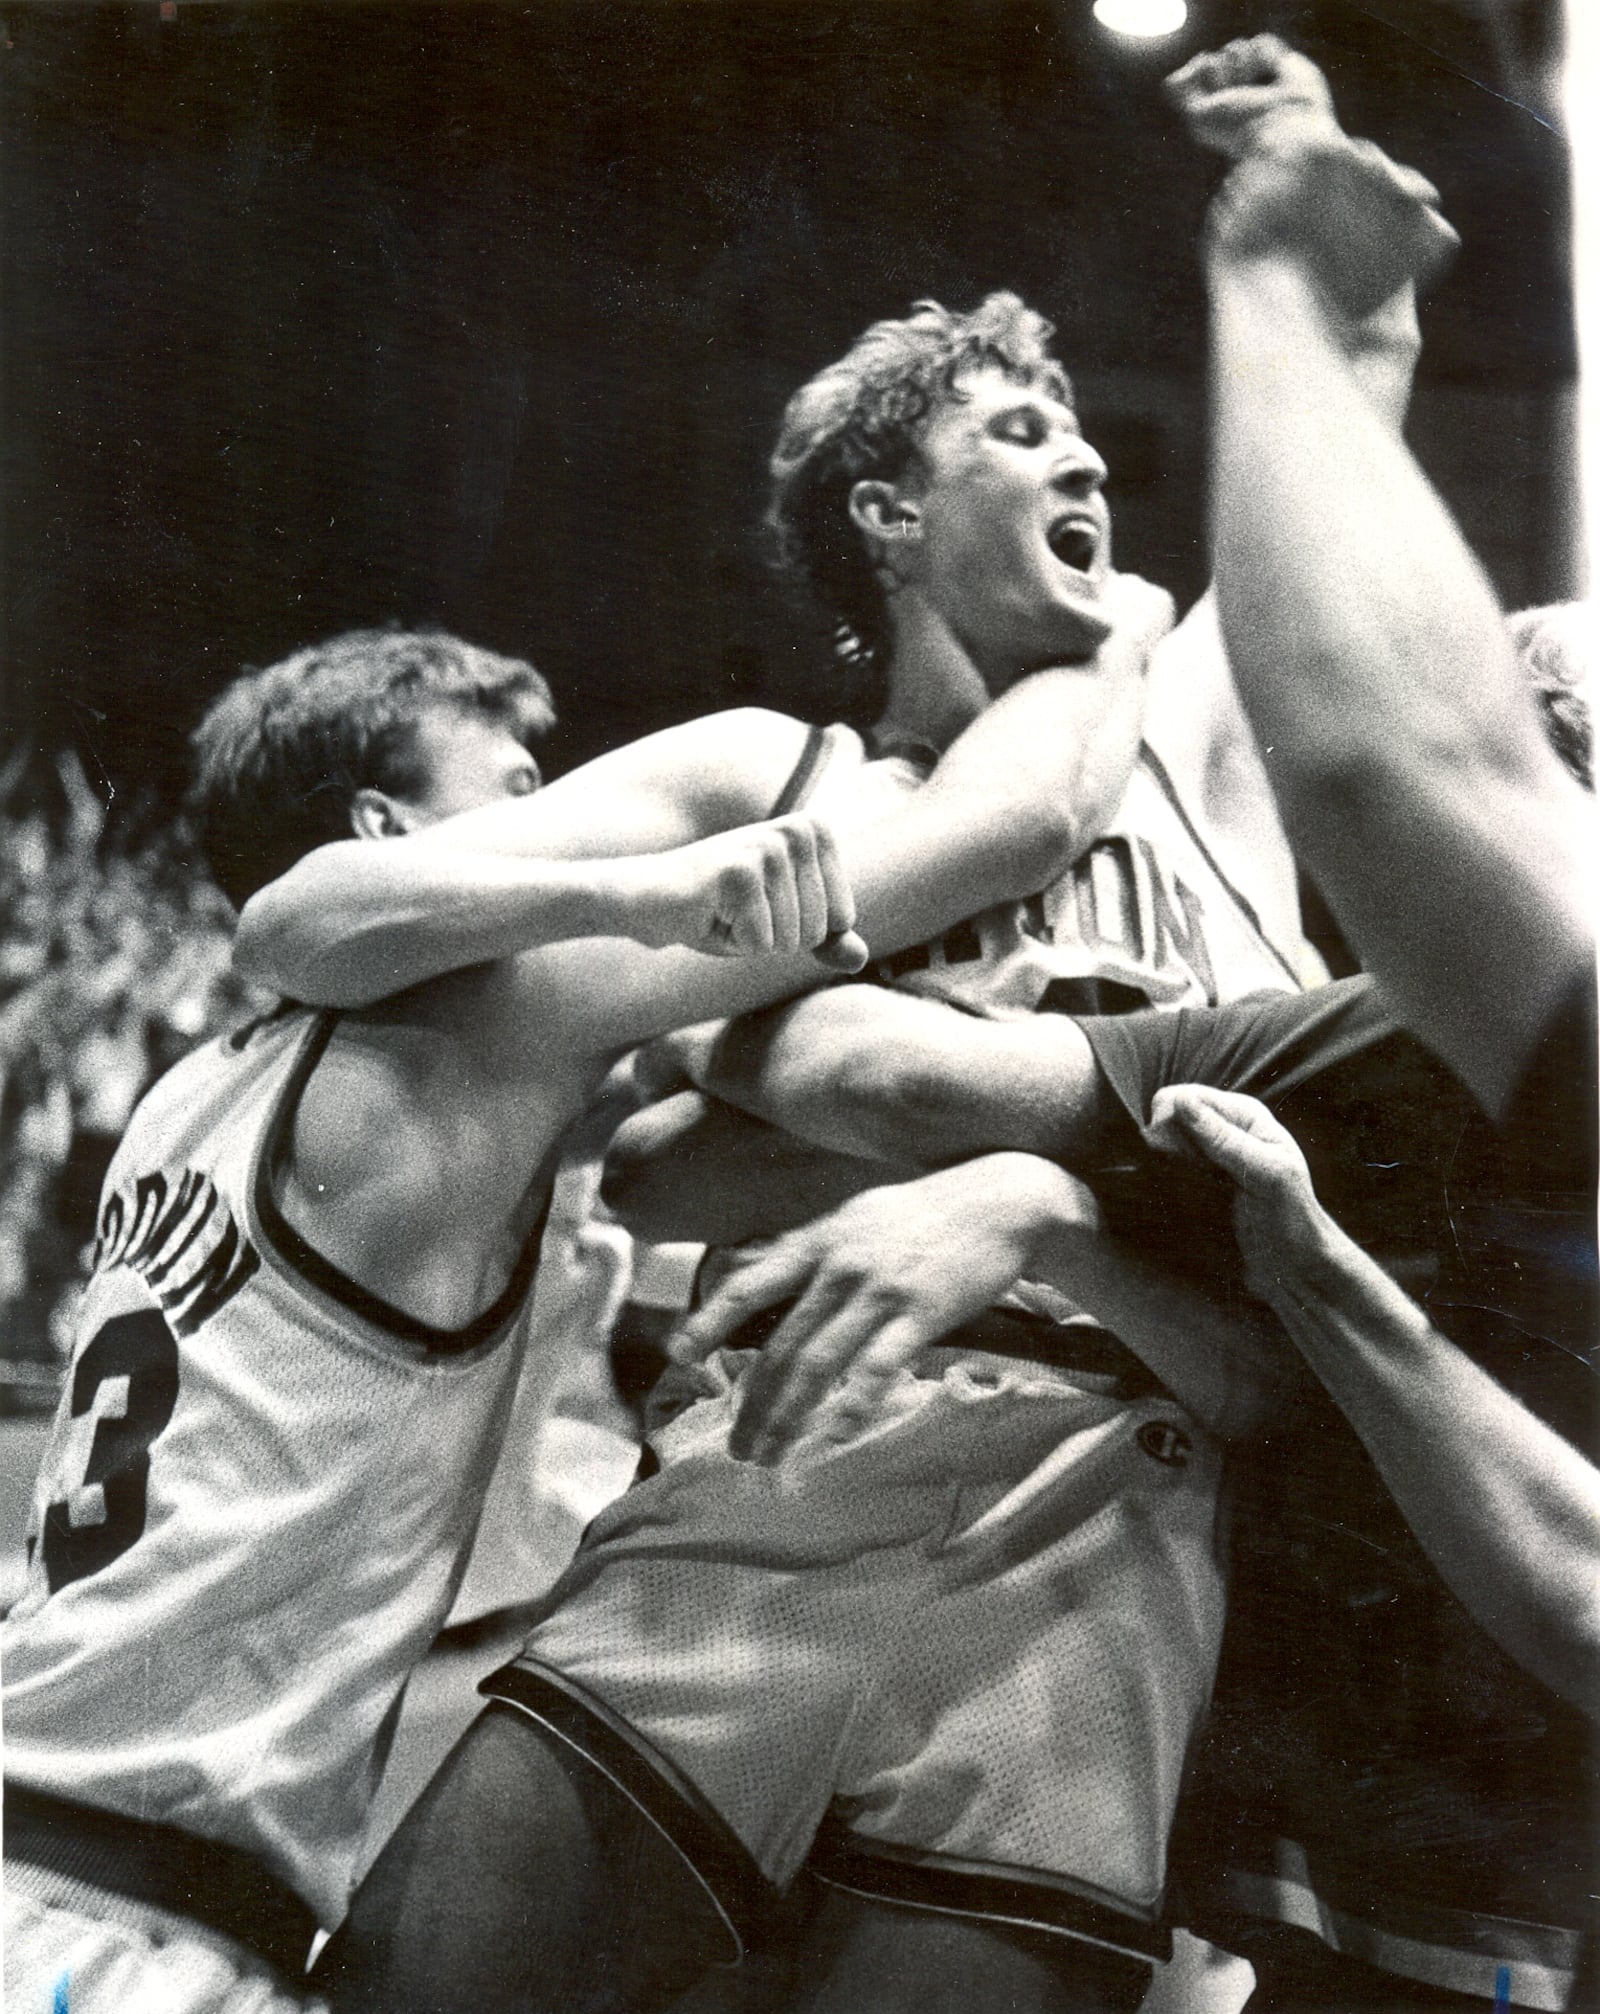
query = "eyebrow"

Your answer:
(991, 398), (1079, 429)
